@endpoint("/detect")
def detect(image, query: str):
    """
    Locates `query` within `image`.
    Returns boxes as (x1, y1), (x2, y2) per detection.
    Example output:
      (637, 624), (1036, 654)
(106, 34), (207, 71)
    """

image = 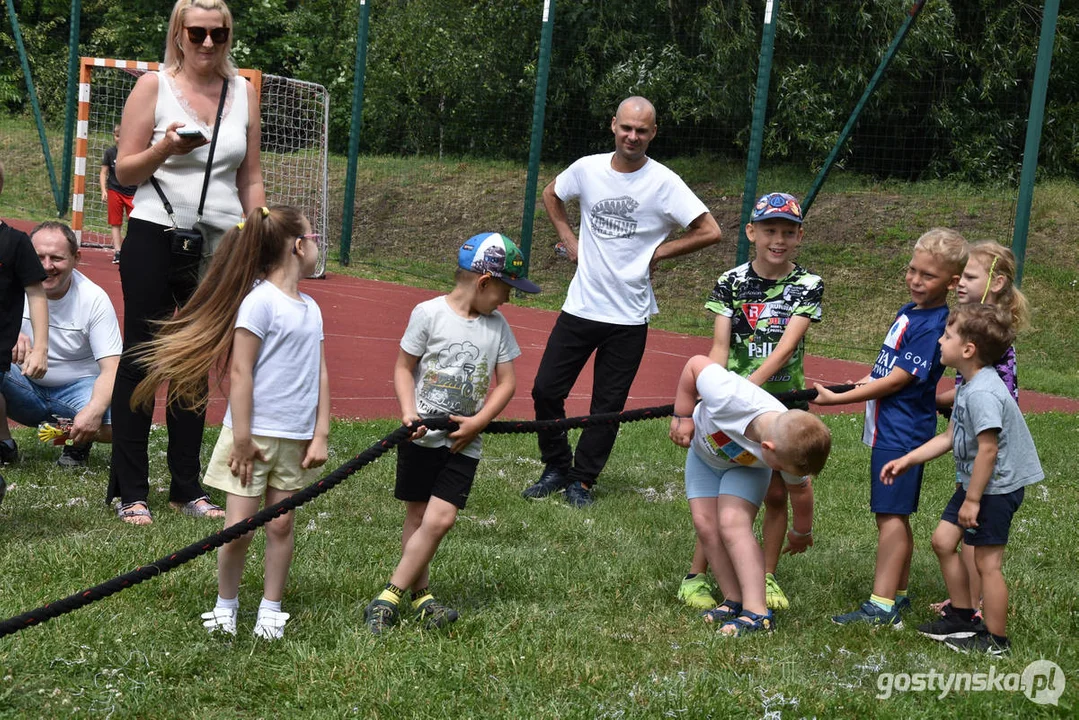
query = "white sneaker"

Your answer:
(253, 608), (290, 640)
(201, 607), (237, 636)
